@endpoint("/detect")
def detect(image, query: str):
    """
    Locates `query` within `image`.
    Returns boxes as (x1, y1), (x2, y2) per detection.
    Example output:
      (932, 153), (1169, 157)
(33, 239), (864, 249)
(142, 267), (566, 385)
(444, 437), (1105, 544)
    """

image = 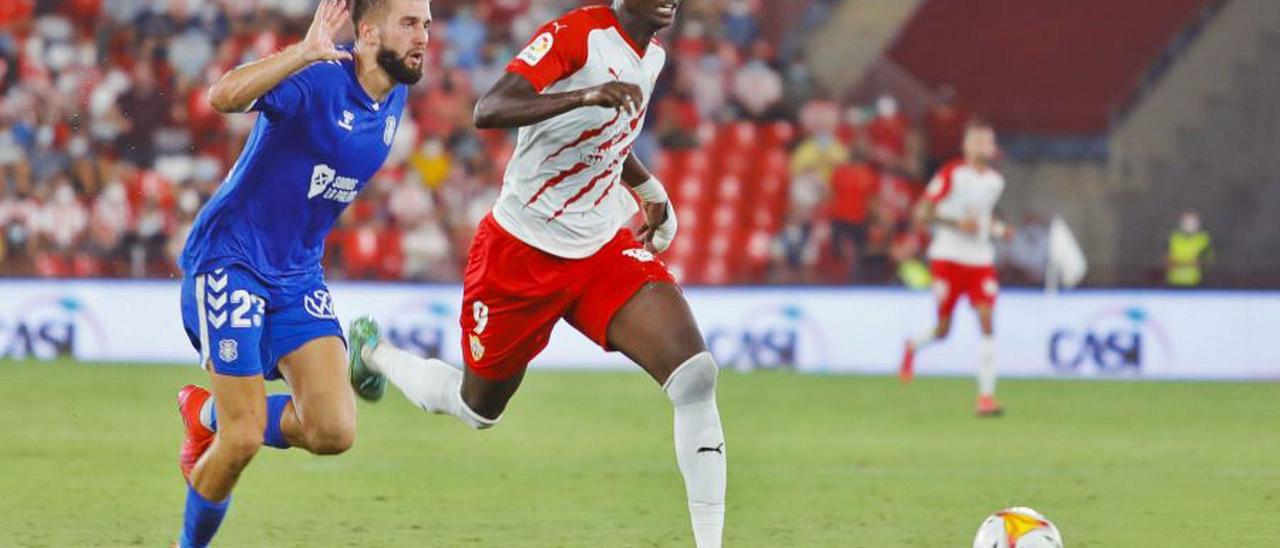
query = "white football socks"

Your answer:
(365, 342), (497, 429)
(663, 352), (727, 548)
(978, 336), (997, 397)
(910, 329), (938, 350)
